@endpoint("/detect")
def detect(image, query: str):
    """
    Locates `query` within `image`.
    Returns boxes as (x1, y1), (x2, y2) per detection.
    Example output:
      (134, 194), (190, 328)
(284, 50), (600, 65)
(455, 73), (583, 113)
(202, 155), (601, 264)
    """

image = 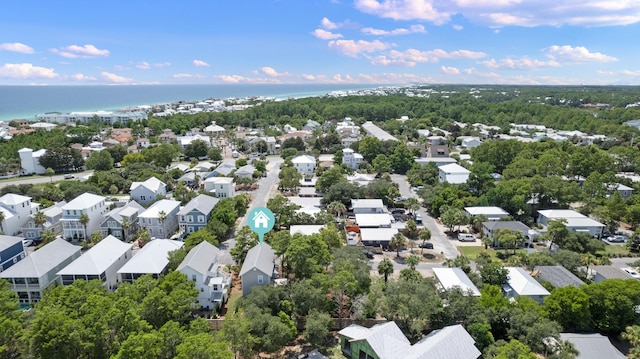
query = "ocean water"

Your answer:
(0, 84), (380, 122)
